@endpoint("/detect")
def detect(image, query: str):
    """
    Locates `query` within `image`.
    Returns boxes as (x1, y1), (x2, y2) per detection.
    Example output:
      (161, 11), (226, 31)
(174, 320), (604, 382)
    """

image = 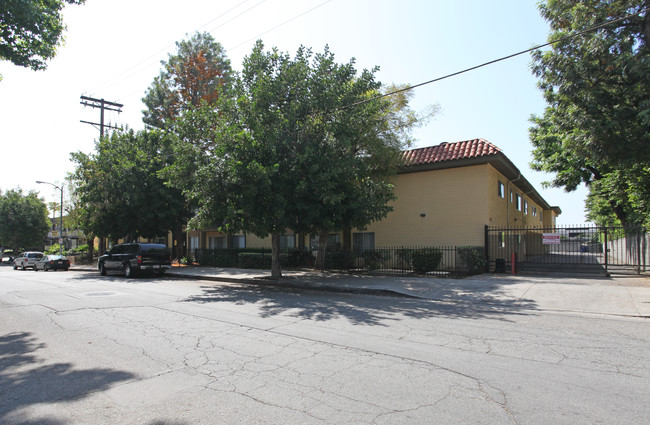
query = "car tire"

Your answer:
(44, 264), (49, 272)
(13, 263), (17, 270)
(124, 263), (133, 278)
(34, 266), (38, 272)
(99, 263), (106, 276)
